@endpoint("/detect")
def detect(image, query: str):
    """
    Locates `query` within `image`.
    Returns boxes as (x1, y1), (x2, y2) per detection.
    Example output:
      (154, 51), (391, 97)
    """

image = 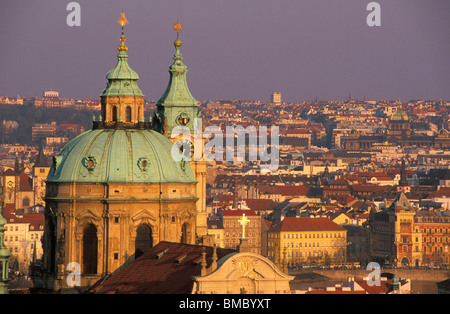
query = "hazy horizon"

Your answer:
(1, 0), (449, 103)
